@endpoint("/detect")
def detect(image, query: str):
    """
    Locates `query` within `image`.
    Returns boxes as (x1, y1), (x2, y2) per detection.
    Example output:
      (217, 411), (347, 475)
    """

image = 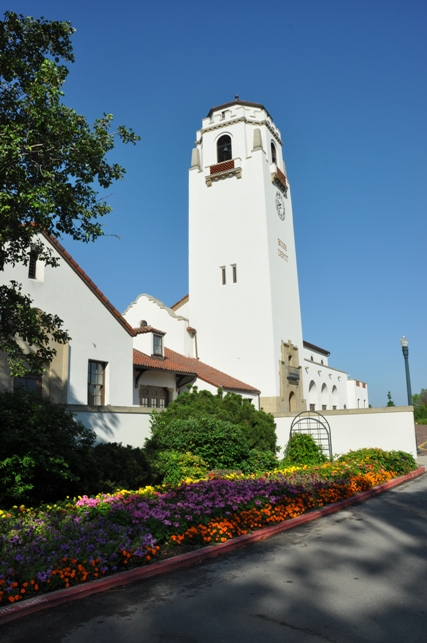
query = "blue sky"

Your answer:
(7, 1), (427, 407)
